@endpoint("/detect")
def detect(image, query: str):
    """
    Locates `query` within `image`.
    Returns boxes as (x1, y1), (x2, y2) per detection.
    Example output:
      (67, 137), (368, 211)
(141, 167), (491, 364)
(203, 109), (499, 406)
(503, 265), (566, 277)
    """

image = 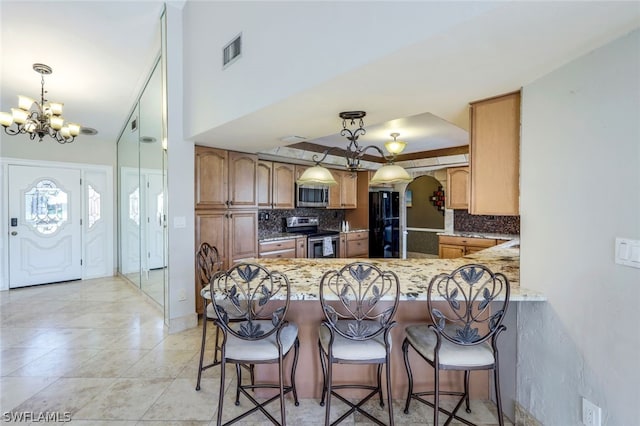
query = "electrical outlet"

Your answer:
(582, 397), (601, 426)
(178, 289), (186, 301)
